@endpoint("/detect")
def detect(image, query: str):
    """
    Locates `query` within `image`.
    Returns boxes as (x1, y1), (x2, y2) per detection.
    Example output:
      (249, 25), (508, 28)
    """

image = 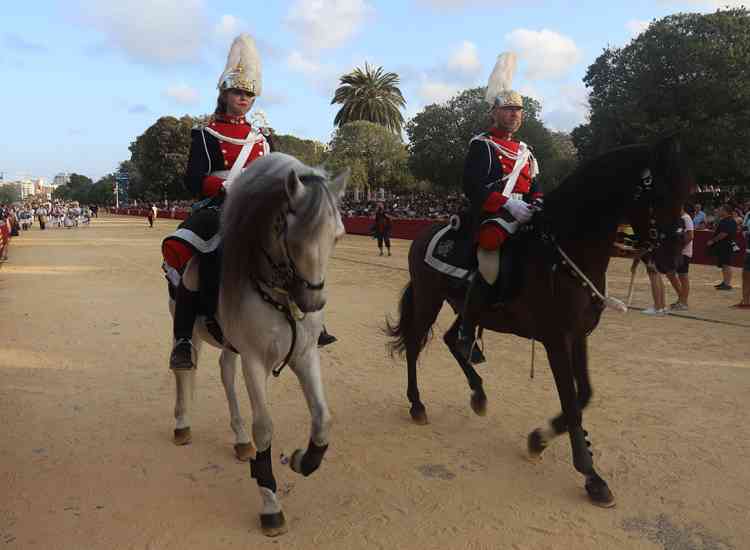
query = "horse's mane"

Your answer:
(541, 144), (652, 240)
(221, 153), (333, 319)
